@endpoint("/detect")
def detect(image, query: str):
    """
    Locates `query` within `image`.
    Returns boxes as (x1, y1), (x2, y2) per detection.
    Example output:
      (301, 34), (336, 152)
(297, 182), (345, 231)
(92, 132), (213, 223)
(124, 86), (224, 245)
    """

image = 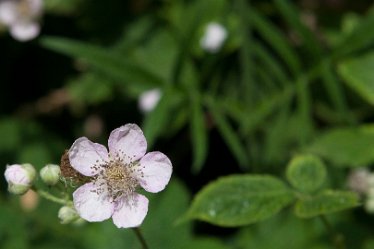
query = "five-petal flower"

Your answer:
(68, 124), (172, 228)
